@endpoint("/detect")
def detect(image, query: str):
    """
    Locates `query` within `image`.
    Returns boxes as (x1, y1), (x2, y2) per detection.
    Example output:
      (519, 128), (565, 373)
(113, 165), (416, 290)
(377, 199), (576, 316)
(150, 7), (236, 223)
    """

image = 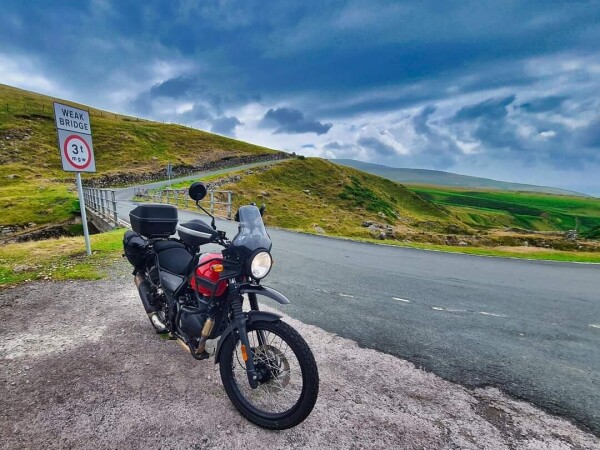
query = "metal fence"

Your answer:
(82, 187), (119, 226)
(134, 188), (233, 220)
